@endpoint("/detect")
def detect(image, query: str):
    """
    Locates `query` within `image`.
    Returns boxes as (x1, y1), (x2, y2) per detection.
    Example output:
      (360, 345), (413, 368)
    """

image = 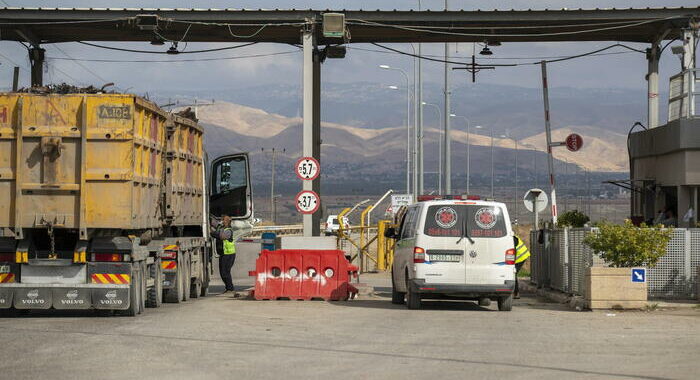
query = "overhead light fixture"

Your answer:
(167, 44), (179, 55)
(486, 40), (501, 46)
(323, 13), (346, 38)
(479, 46), (493, 56)
(323, 45), (346, 59)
